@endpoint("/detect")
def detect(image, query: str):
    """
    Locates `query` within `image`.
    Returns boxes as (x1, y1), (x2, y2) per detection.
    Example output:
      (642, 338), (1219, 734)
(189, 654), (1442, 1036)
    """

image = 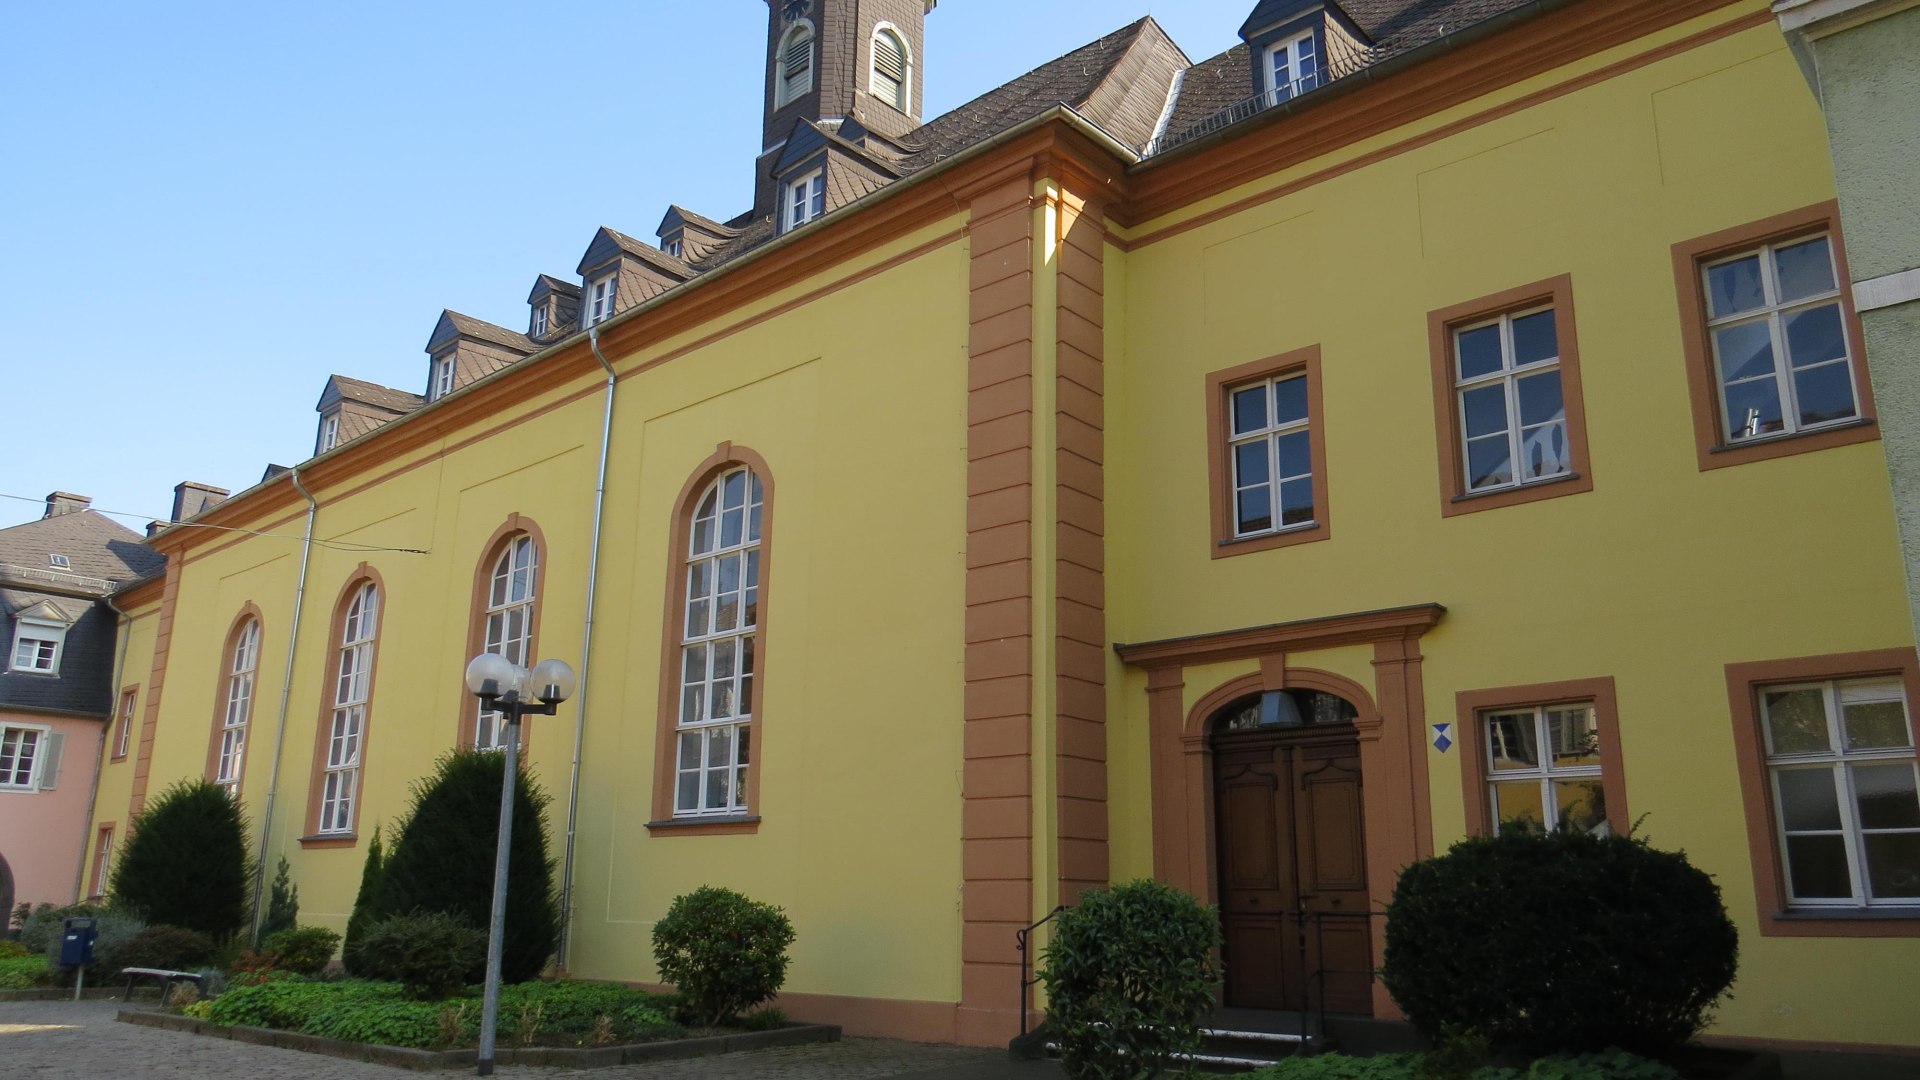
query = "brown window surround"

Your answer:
(1454, 676), (1628, 838)
(1427, 274), (1593, 517)
(649, 442), (775, 837)
(89, 823), (115, 899)
(299, 565), (387, 849)
(112, 686), (138, 762)
(1725, 647), (1920, 937)
(454, 515), (547, 753)
(203, 603), (264, 799)
(1671, 201), (1877, 471)
(1205, 345), (1331, 558)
